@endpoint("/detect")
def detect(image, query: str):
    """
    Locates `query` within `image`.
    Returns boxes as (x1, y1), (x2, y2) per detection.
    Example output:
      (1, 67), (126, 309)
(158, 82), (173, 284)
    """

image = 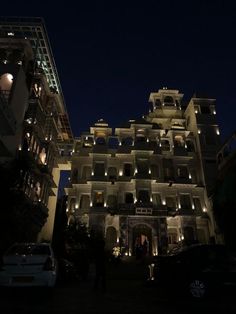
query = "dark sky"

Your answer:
(2, 0), (236, 142)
